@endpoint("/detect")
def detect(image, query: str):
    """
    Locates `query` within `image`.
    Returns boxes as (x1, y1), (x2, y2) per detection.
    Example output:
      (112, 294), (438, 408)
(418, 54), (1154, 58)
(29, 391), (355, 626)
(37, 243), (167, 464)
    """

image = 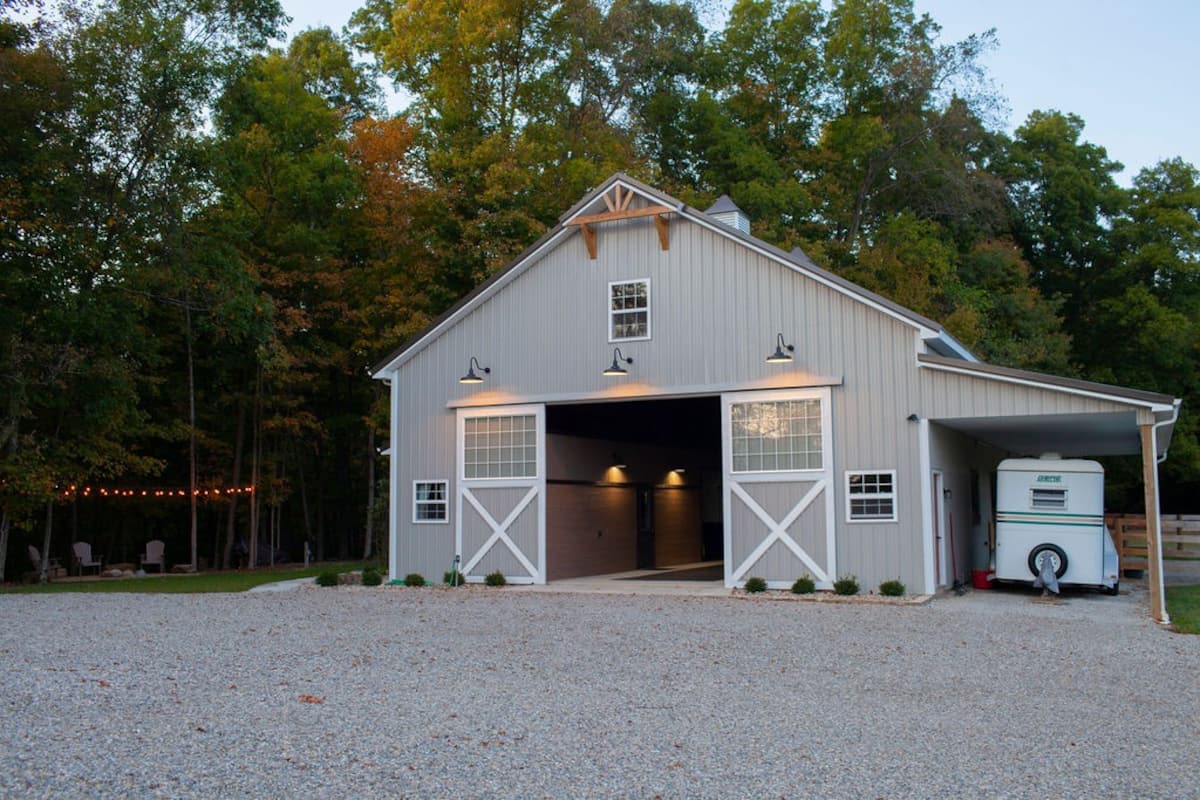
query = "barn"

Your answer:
(372, 174), (1180, 621)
